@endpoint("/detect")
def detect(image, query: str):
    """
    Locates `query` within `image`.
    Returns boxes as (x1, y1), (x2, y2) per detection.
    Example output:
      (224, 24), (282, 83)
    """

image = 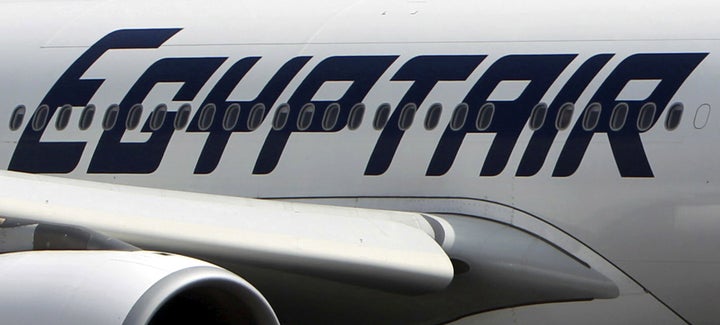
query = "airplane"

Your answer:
(0, 0), (716, 323)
